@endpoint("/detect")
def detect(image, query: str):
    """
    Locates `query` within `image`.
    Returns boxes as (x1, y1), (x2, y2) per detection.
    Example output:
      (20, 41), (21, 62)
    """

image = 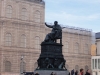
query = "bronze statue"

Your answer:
(44, 21), (65, 43)
(36, 21), (67, 71)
